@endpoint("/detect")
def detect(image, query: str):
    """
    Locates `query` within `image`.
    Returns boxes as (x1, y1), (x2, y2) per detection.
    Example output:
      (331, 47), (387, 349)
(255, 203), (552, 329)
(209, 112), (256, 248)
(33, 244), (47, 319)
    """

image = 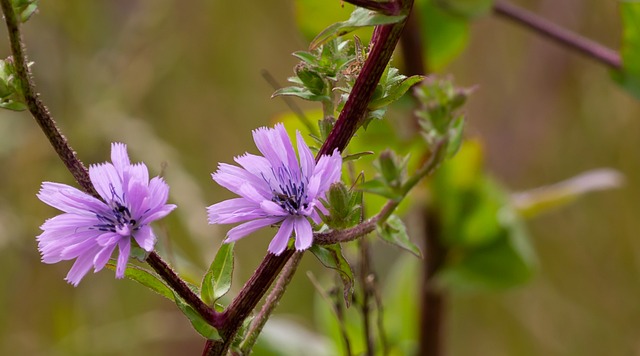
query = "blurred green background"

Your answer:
(1, 0), (639, 355)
